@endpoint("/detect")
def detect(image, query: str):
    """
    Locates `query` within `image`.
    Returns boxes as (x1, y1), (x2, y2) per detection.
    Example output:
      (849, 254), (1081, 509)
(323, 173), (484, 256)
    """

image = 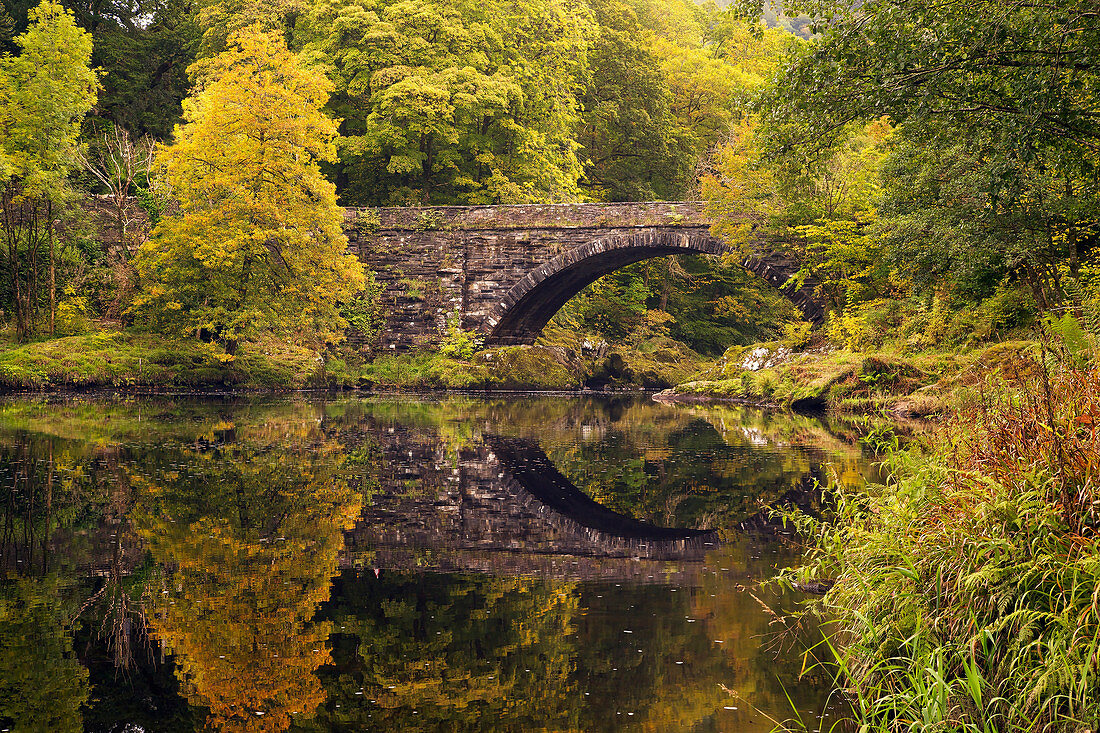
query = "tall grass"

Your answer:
(781, 350), (1100, 732)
